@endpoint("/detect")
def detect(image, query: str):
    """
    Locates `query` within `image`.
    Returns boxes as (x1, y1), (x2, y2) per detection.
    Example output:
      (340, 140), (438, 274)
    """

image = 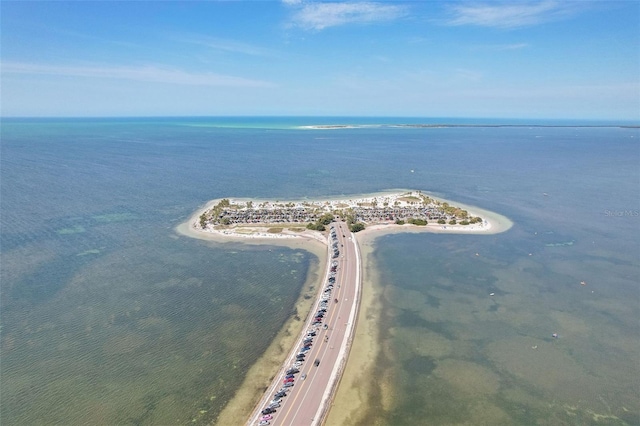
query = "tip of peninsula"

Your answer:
(178, 190), (512, 243)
